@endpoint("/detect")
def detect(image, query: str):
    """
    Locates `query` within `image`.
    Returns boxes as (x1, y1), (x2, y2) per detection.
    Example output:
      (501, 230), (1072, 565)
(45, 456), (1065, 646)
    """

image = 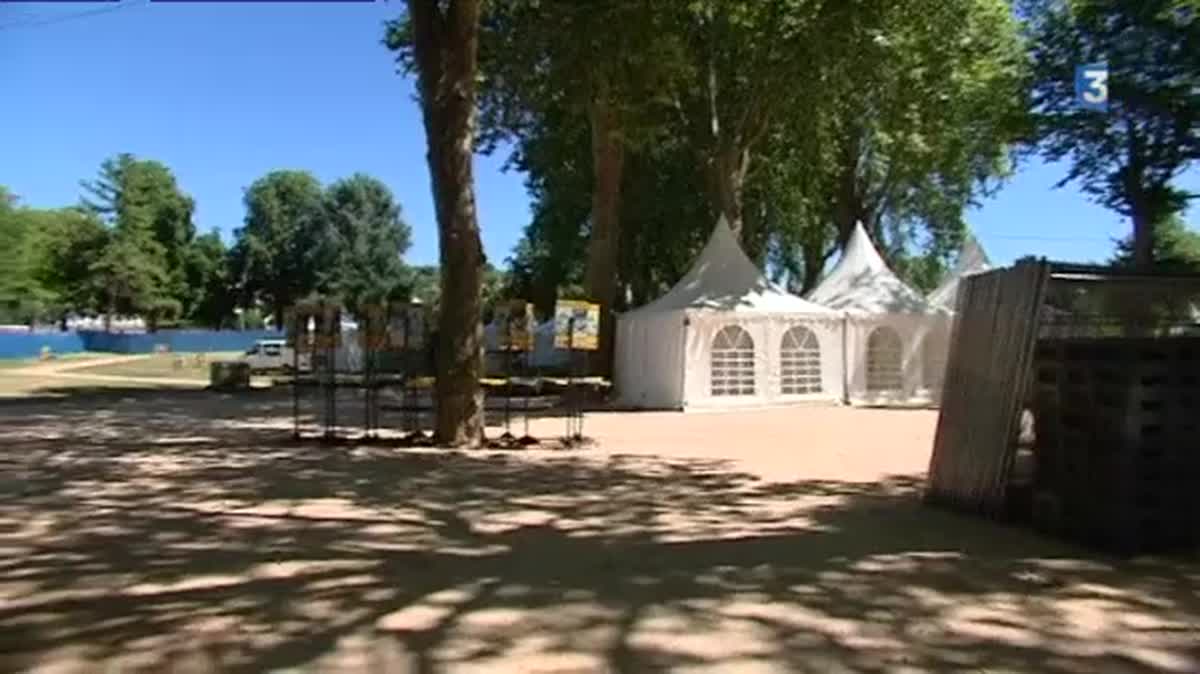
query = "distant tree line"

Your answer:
(0, 155), (430, 330)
